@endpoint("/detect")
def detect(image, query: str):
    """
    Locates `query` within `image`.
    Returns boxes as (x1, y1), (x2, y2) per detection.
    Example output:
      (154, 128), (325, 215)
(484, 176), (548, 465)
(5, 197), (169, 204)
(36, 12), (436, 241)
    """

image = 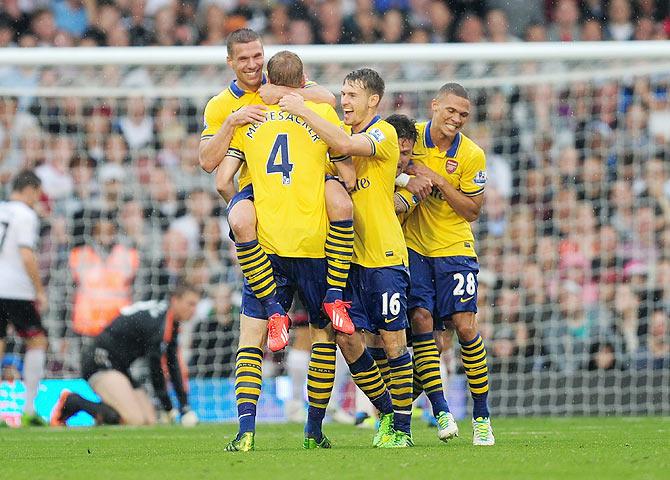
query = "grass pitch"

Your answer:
(2, 417), (668, 480)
